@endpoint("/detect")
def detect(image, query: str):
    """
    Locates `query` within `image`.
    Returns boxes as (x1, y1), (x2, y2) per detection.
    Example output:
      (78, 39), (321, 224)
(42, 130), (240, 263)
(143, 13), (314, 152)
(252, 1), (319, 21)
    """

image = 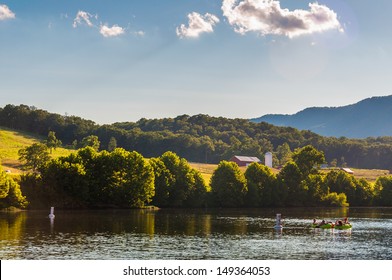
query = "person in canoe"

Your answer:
(319, 220), (327, 226)
(335, 217), (350, 227)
